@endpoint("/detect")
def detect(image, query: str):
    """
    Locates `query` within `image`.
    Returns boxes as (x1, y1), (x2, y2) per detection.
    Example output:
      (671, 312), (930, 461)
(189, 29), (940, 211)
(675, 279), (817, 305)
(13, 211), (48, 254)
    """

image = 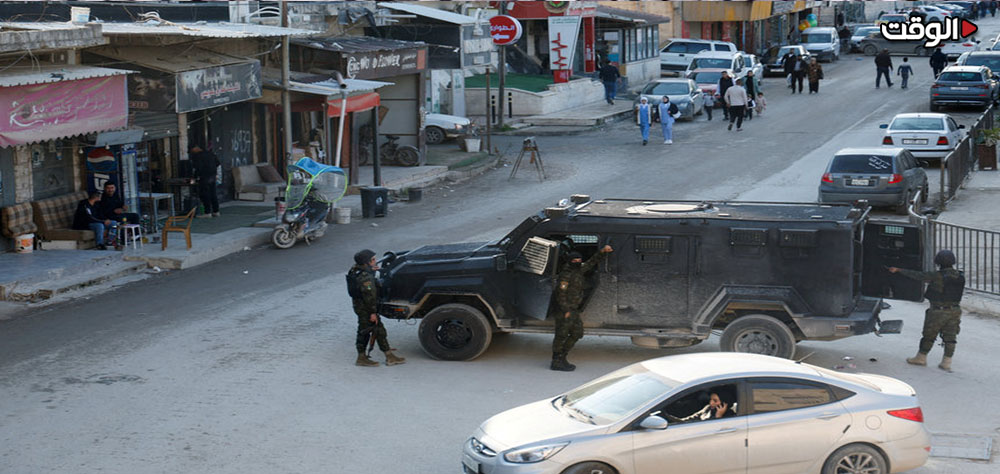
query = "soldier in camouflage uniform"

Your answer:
(889, 249), (965, 371)
(348, 249), (406, 367)
(551, 245), (614, 371)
